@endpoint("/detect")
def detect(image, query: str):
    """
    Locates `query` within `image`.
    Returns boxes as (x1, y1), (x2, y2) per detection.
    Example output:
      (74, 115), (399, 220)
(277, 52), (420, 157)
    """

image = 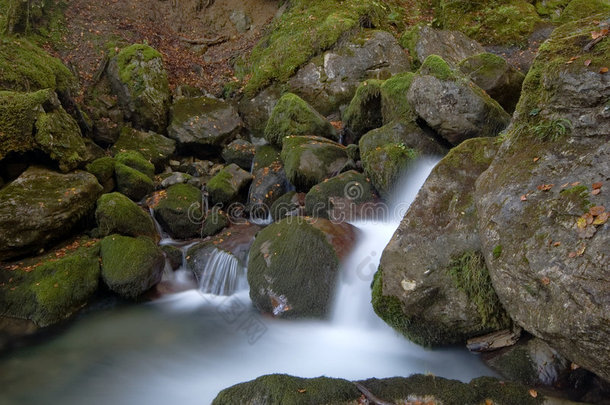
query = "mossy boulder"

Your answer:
(534, 0), (571, 20)
(86, 157), (116, 193)
(407, 55), (511, 145)
(151, 183), (202, 239)
(0, 240), (100, 327)
(247, 217), (357, 318)
(402, 25), (485, 67)
(161, 244), (183, 270)
(270, 191), (305, 222)
(221, 139), (256, 170)
(0, 89), (88, 172)
(264, 93), (337, 147)
(458, 52), (525, 113)
(100, 235), (164, 299)
(167, 96), (243, 156)
(252, 144), (281, 172)
(95, 192), (157, 240)
(0, 167), (102, 261)
(114, 150), (154, 179)
(475, 17), (610, 381)
(247, 160), (289, 221)
(207, 163), (253, 206)
(280, 136), (349, 191)
(114, 162), (154, 202)
(557, 0), (610, 23)
(111, 127), (176, 172)
(214, 373), (547, 405)
(379, 72), (417, 124)
(0, 37), (75, 94)
(437, 0), (541, 48)
(374, 138), (510, 346)
(305, 170), (375, 220)
(107, 44), (170, 133)
(201, 209), (229, 237)
(342, 80), (383, 142)
(83, 77), (125, 145)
